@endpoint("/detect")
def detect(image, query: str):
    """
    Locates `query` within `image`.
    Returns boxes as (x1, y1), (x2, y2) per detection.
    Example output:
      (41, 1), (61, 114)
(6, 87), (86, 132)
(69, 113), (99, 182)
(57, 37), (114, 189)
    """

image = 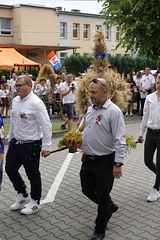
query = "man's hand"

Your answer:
(137, 136), (144, 143)
(41, 150), (50, 158)
(113, 166), (122, 179)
